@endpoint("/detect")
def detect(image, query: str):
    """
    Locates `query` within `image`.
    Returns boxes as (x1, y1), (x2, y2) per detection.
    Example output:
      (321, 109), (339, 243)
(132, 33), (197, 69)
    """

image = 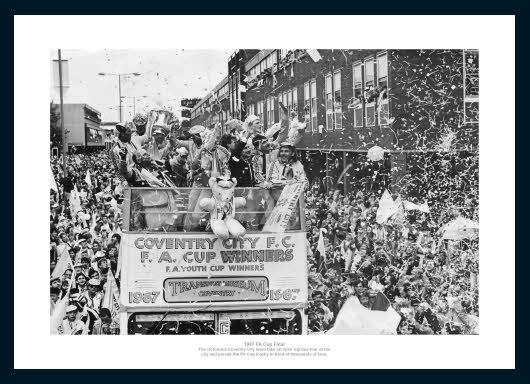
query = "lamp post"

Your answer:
(98, 72), (141, 121)
(57, 49), (67, 171)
